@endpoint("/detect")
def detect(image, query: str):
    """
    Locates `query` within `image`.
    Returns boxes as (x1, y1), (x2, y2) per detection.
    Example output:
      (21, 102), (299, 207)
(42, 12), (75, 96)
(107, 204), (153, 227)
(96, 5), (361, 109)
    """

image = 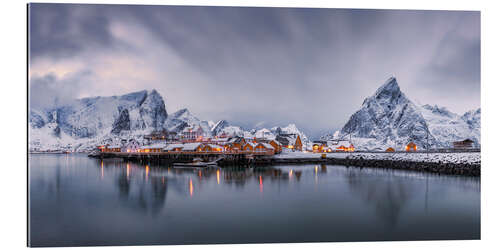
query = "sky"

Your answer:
(28, 4), (480, 139)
